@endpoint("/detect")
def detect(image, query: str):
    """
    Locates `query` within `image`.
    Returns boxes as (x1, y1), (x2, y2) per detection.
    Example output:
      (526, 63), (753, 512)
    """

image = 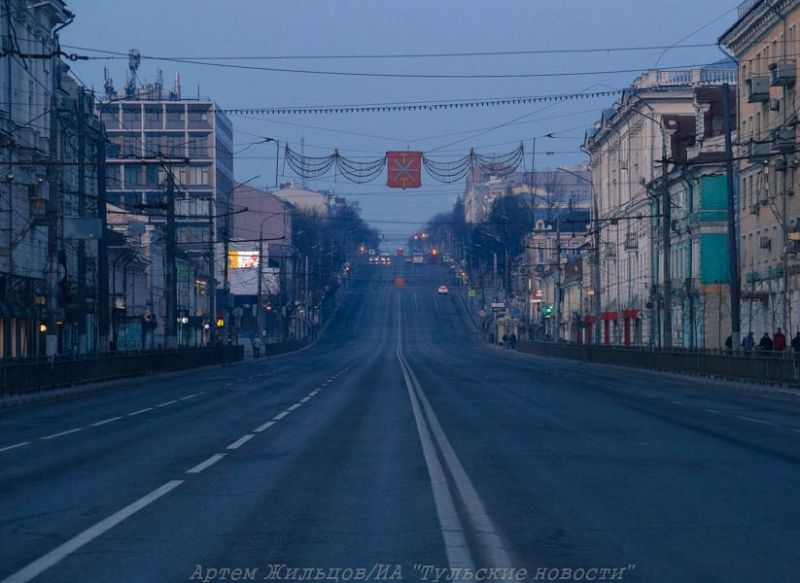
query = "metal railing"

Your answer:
(738, 0), (762, 19)
(517, 341), (799, 385)
(0, 345), (244, 396)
